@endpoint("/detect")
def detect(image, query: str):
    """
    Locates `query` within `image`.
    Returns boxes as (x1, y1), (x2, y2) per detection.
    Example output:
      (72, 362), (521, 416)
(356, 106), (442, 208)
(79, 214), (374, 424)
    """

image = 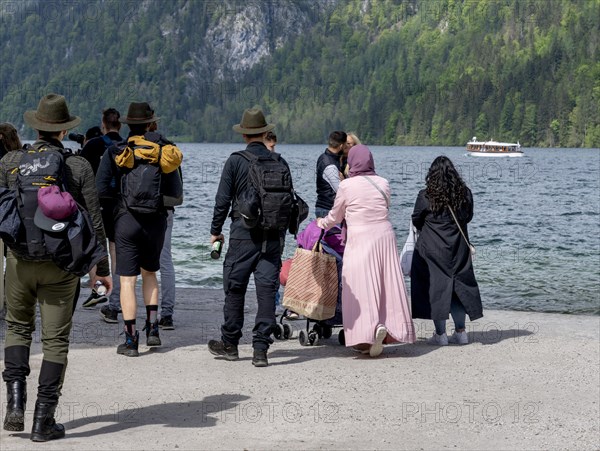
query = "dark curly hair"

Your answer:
(425, 156), (467, 214)
(0, 123), (22, 157)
